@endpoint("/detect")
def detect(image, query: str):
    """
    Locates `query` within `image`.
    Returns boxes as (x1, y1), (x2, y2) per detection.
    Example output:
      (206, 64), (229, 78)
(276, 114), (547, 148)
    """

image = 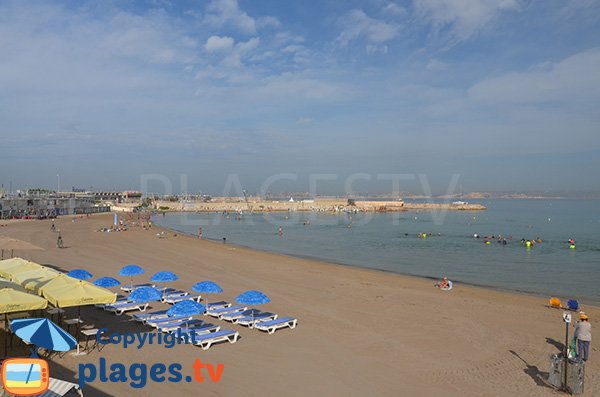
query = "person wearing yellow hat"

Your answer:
(574, 313), (591, 362)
